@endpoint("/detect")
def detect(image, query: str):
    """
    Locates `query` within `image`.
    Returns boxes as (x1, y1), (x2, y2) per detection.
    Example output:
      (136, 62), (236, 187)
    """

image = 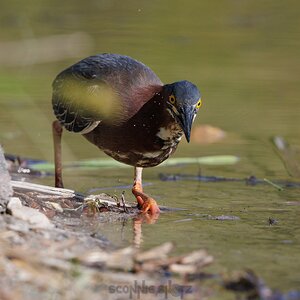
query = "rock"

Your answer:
(135, 242), (174, 262)
(7, 197), (54, 229)
(78, 247), (136, 271)
(0, 146), (13, 212)
(169, 263), (197, 274)
(44, 201), (64, 213)
(7, 197), (22, 210)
